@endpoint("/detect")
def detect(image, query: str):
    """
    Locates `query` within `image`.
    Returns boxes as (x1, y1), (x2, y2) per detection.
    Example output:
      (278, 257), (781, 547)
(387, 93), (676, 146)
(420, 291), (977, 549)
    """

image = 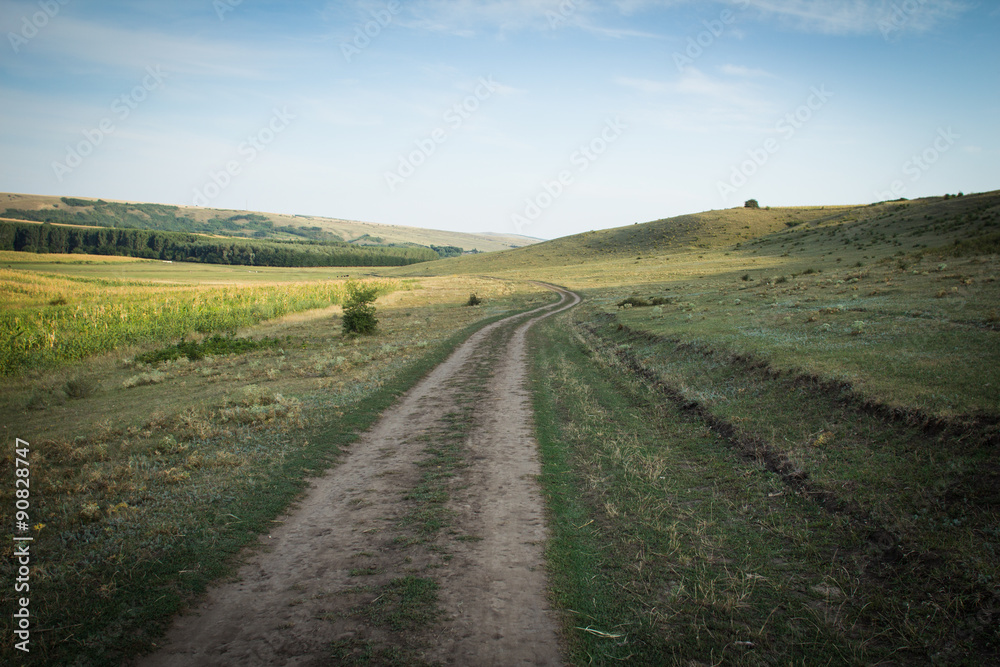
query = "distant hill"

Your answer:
(394, 190), (1000, 281)
(0, 193), (541, 253)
